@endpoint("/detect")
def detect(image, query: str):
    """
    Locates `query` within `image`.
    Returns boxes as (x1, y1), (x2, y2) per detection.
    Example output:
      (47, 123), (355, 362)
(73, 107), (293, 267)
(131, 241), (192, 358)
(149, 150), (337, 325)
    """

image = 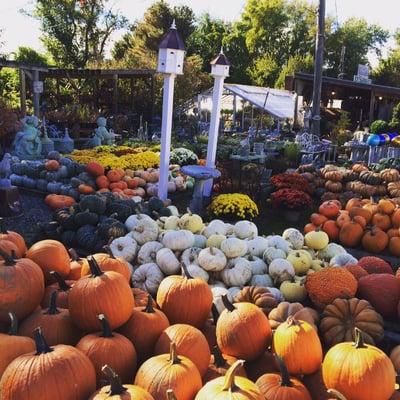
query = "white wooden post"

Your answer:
(158, 73), (176, 200)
